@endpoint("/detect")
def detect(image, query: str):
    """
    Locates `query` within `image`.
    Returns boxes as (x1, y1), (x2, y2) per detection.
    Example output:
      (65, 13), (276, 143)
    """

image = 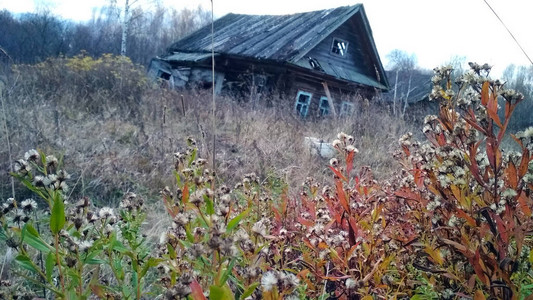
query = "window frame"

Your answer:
(319, 96), (330, 116)
(330, 37), (349, 57)
(294, 91), (313, 117)
(340, 101), (354, 117)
